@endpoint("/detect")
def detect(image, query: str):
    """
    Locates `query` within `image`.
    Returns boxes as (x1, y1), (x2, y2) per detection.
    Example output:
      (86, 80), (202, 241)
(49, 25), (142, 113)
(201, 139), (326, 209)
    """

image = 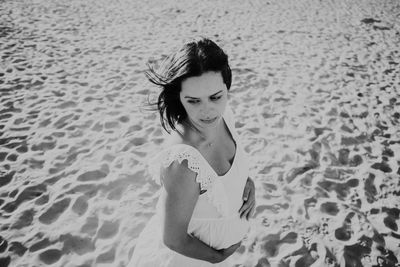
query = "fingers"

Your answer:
(244, 178), (255, 202)
(239, 199), (255, 219)
(231, 241), (242, 249)
(241, 207), (251, 220)
(242, 181), (250, 201)
(238, 199), (249, 214)
(239, 177), (256, 220)
(228, 241), (242, 253)
(247, 203), (255, 220)
(241, 202), (253, 220)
